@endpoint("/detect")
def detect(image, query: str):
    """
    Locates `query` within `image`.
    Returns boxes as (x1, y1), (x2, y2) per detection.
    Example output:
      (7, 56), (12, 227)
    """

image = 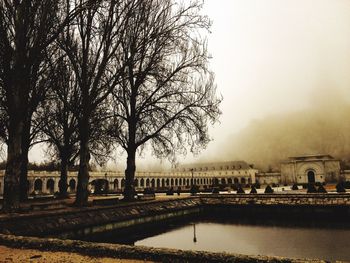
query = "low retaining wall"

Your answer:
(1, 194), (350, 237)
(0, 197), (201, 237)
(0, 194), (348, 262)
(0, 234), (325, 263)
(200, 193), (350, 206)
